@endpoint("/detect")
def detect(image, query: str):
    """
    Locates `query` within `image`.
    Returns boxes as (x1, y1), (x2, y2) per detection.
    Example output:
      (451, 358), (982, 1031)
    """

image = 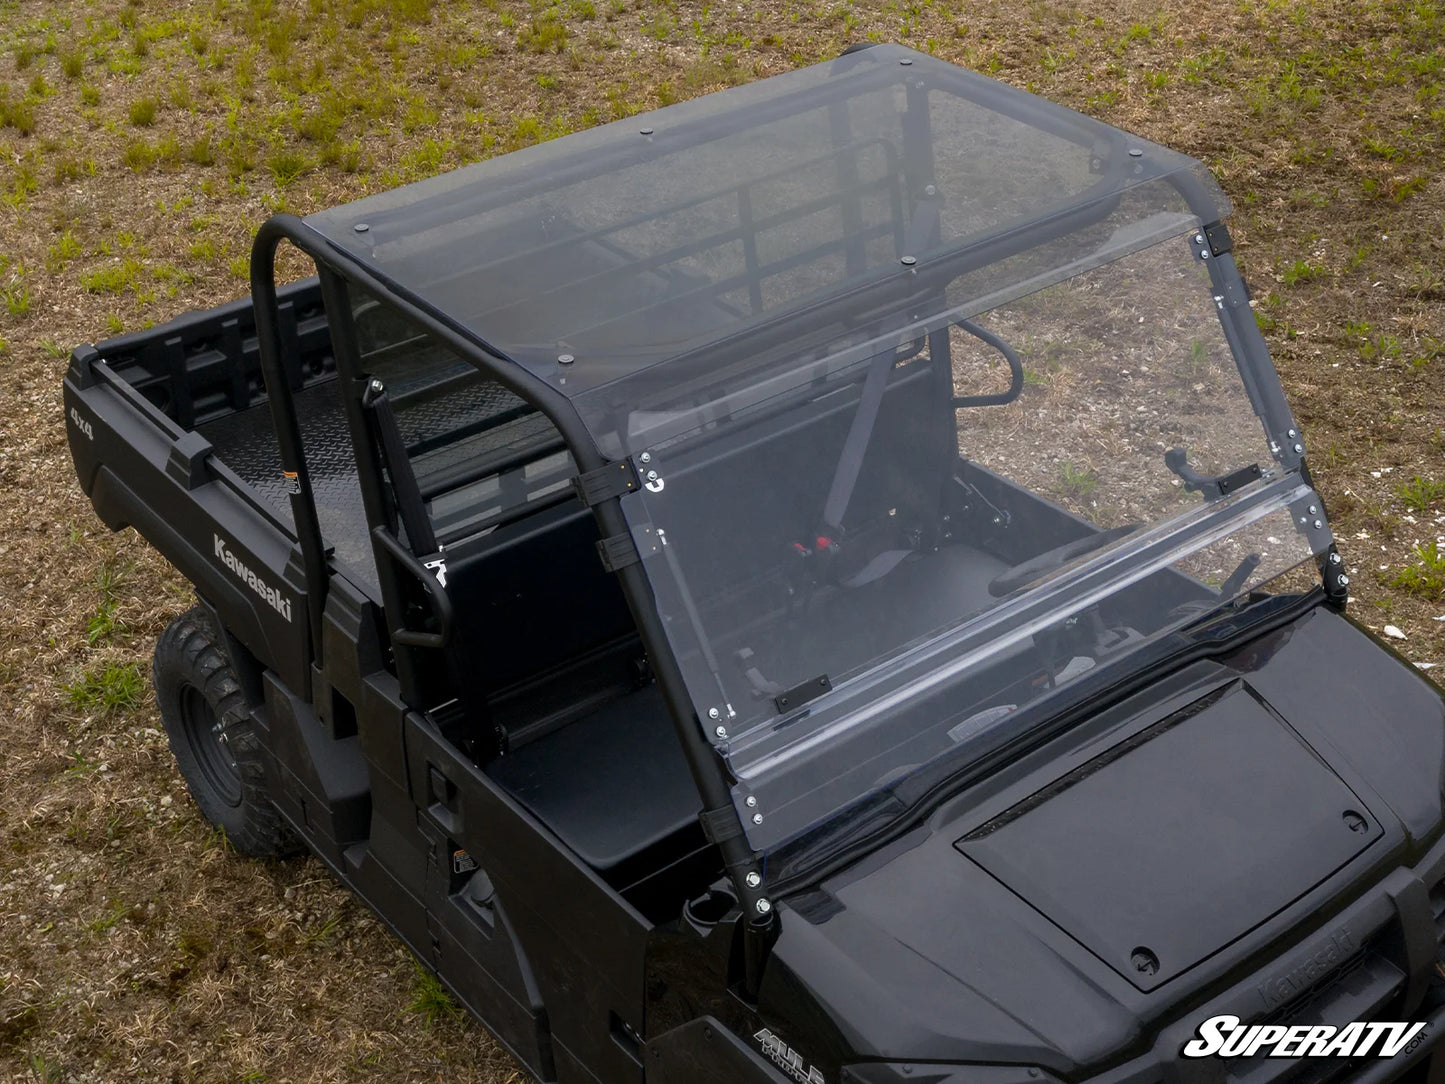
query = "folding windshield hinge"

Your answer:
(595, 523), (663, 573)
(573, 458), (640, 507)
(1319, 542), (1349, 609)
